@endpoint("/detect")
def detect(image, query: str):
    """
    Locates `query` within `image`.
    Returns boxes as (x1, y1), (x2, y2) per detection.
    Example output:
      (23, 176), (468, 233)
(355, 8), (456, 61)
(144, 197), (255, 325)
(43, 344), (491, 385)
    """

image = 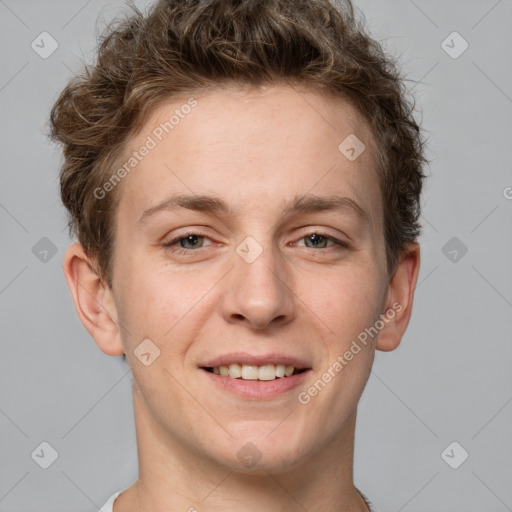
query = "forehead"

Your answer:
(115, 84), (382, 231)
